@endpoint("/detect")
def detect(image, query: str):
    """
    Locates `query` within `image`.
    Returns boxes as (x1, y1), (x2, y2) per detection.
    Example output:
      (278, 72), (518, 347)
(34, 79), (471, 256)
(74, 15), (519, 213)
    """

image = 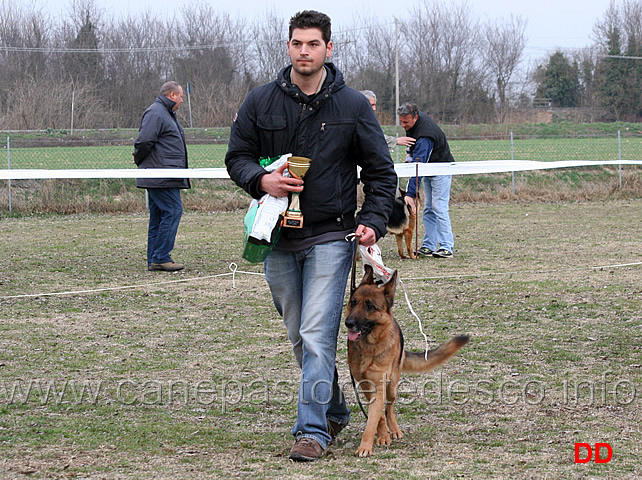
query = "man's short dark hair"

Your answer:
(289, 10), (332, 45)
(397, 103), (419, 117)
